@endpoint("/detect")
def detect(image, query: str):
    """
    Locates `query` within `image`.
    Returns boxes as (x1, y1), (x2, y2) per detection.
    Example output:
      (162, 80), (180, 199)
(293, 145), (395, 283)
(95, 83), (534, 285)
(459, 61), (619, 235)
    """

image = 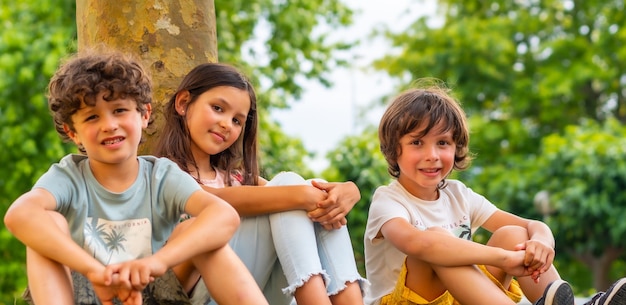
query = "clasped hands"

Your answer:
(505, 239), (555, 283)
(87, 256), (167, 305)
(306, 180), (361, 230)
